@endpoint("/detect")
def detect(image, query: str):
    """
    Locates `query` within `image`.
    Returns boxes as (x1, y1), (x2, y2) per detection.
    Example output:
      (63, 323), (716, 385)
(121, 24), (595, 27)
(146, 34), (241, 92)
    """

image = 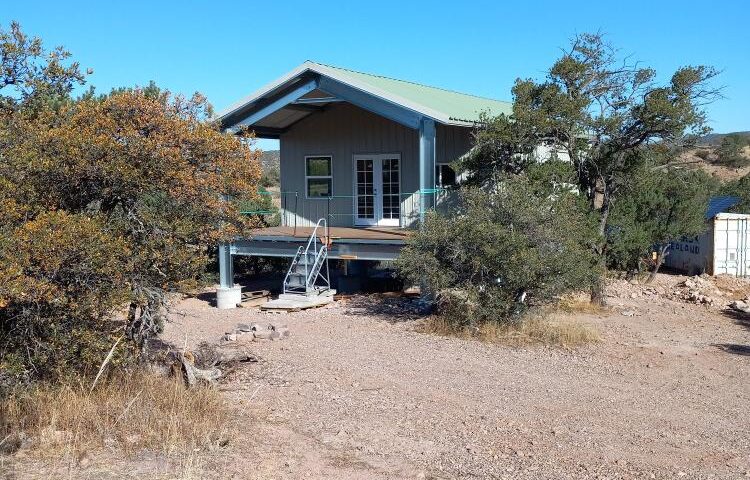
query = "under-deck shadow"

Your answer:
(342, 294), (432, 323)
